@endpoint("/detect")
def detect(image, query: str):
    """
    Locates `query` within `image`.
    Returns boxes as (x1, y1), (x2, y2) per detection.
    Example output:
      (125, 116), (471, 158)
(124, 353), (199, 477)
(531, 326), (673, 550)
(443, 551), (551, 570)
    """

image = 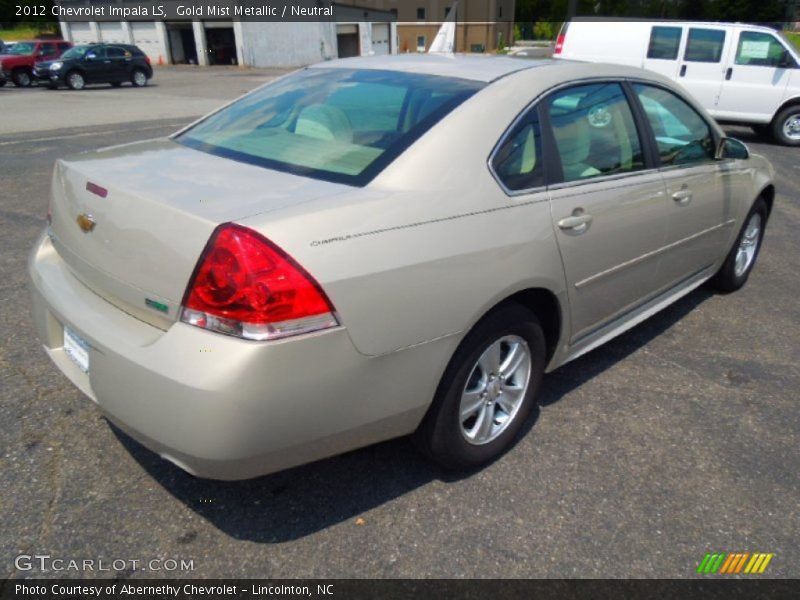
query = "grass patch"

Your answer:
(785, 31), (800, 52)
(0, 26), (60, 42)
